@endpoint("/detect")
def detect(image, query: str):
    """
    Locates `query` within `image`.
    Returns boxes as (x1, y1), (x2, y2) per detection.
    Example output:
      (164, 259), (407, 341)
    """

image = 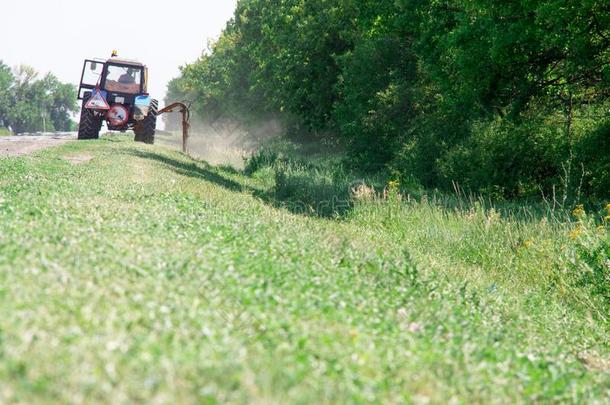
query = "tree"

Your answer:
(1, 65), (77, 133)
(168, 0), (610, 199)
(44, 74), (78, 131)
(0, 61), (14, 129)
